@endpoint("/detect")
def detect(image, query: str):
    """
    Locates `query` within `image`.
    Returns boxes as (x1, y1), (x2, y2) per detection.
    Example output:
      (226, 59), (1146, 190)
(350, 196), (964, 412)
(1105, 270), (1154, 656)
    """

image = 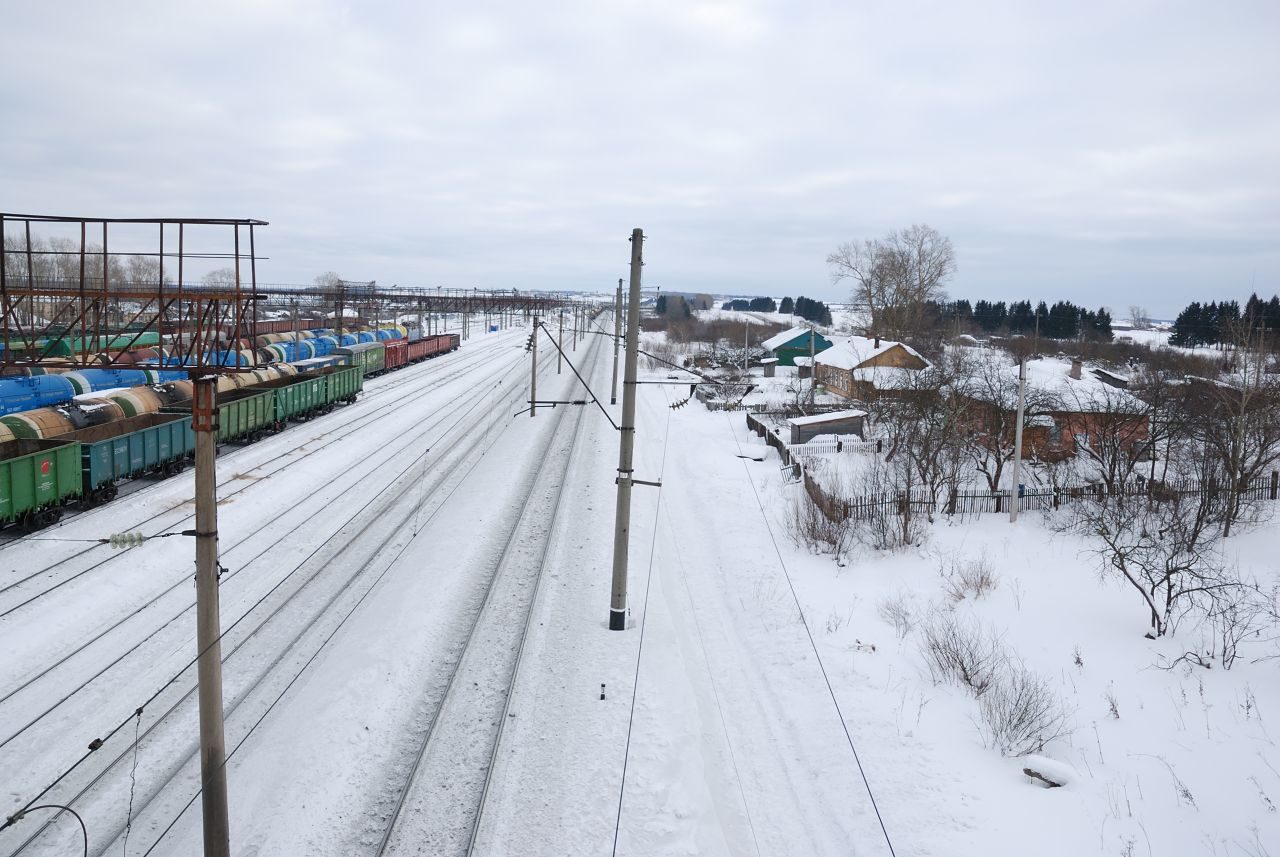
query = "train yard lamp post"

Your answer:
(610, 227), (644, 631)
